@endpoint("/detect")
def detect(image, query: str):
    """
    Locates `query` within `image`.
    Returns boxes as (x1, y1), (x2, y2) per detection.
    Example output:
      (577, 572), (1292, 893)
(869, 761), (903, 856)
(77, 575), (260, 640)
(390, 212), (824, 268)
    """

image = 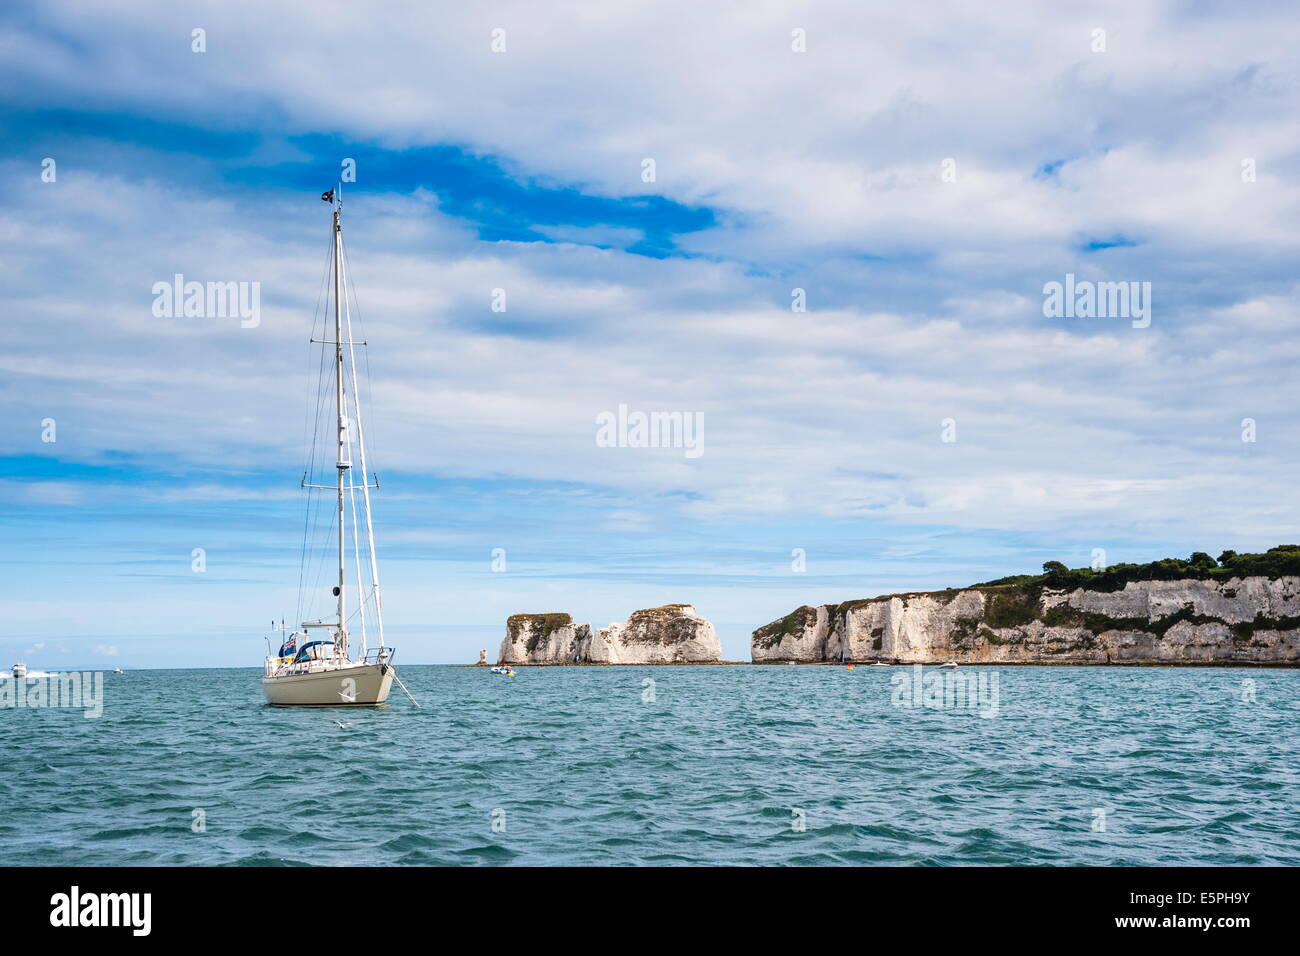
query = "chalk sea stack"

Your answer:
(498, 613), (590, 665)
(753, 548), (1300, 665)
(589, 604), (721, 663)
(497, 605), (721, 664)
